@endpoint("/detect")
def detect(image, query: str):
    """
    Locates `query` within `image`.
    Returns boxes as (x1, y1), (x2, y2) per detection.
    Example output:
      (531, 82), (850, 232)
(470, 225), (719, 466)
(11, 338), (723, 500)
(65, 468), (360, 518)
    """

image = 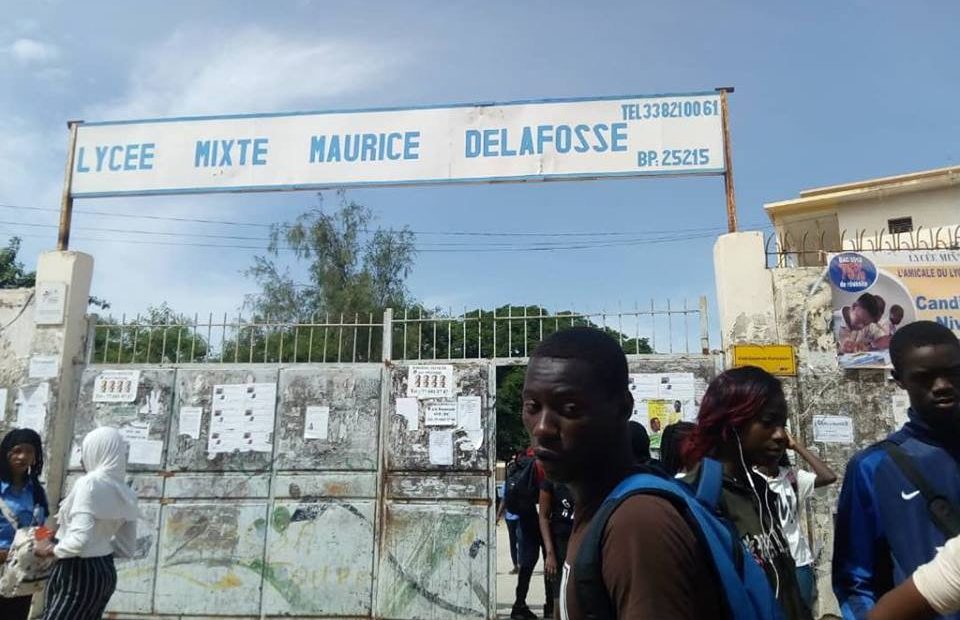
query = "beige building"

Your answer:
(765, 165), (960, 265)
